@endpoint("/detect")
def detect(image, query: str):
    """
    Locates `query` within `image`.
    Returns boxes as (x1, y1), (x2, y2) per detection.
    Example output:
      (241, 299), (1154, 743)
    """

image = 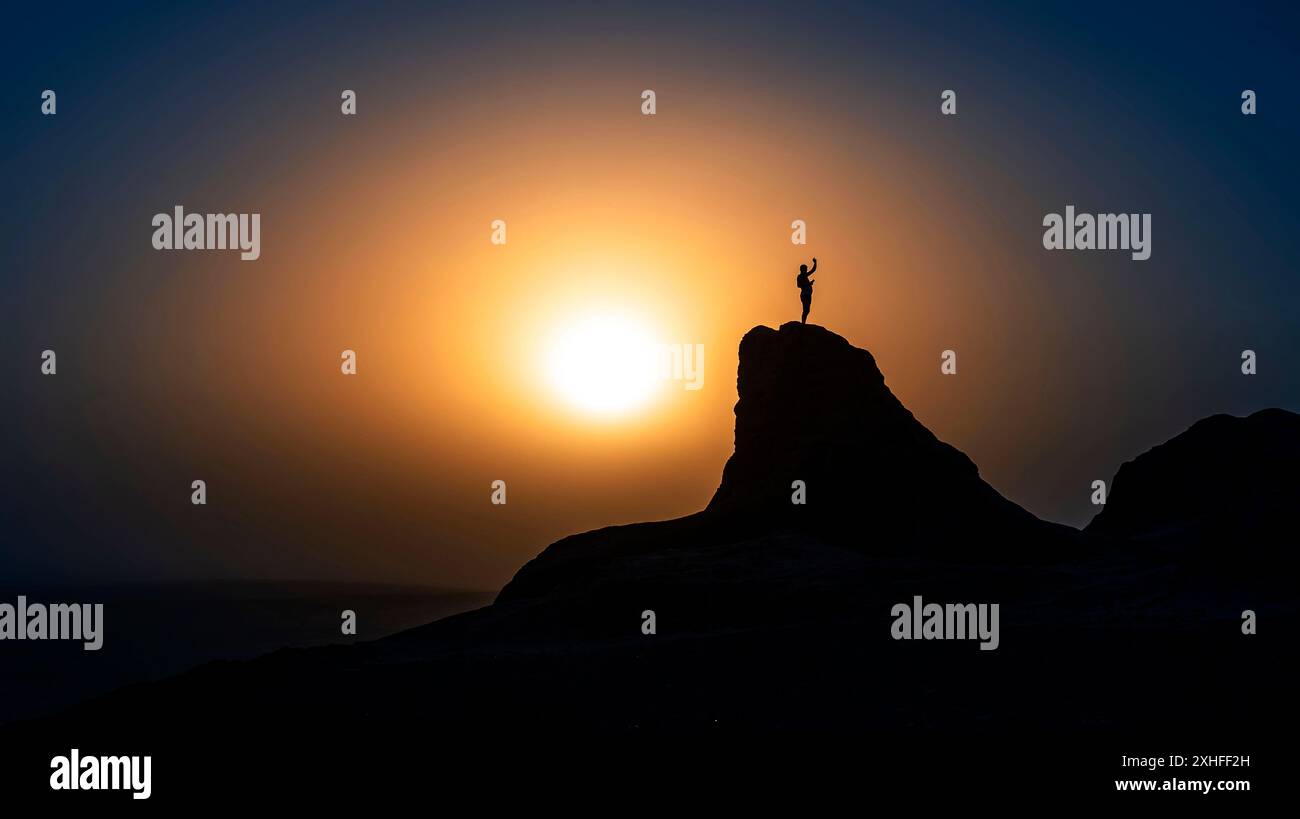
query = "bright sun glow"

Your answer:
(544, 313), (663, 416)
